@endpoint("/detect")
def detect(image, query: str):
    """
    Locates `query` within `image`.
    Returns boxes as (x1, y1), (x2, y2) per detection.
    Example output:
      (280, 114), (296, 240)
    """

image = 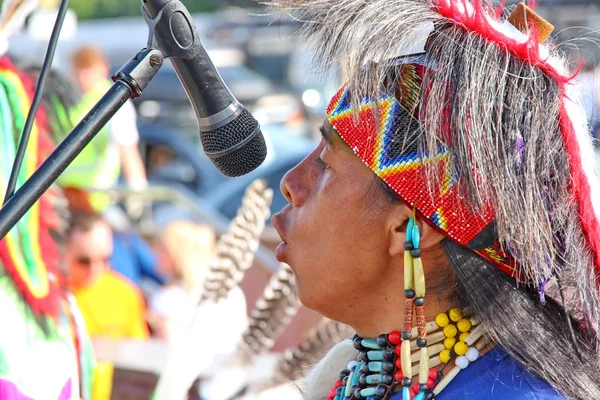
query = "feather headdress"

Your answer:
(268, 0), (600, 324)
